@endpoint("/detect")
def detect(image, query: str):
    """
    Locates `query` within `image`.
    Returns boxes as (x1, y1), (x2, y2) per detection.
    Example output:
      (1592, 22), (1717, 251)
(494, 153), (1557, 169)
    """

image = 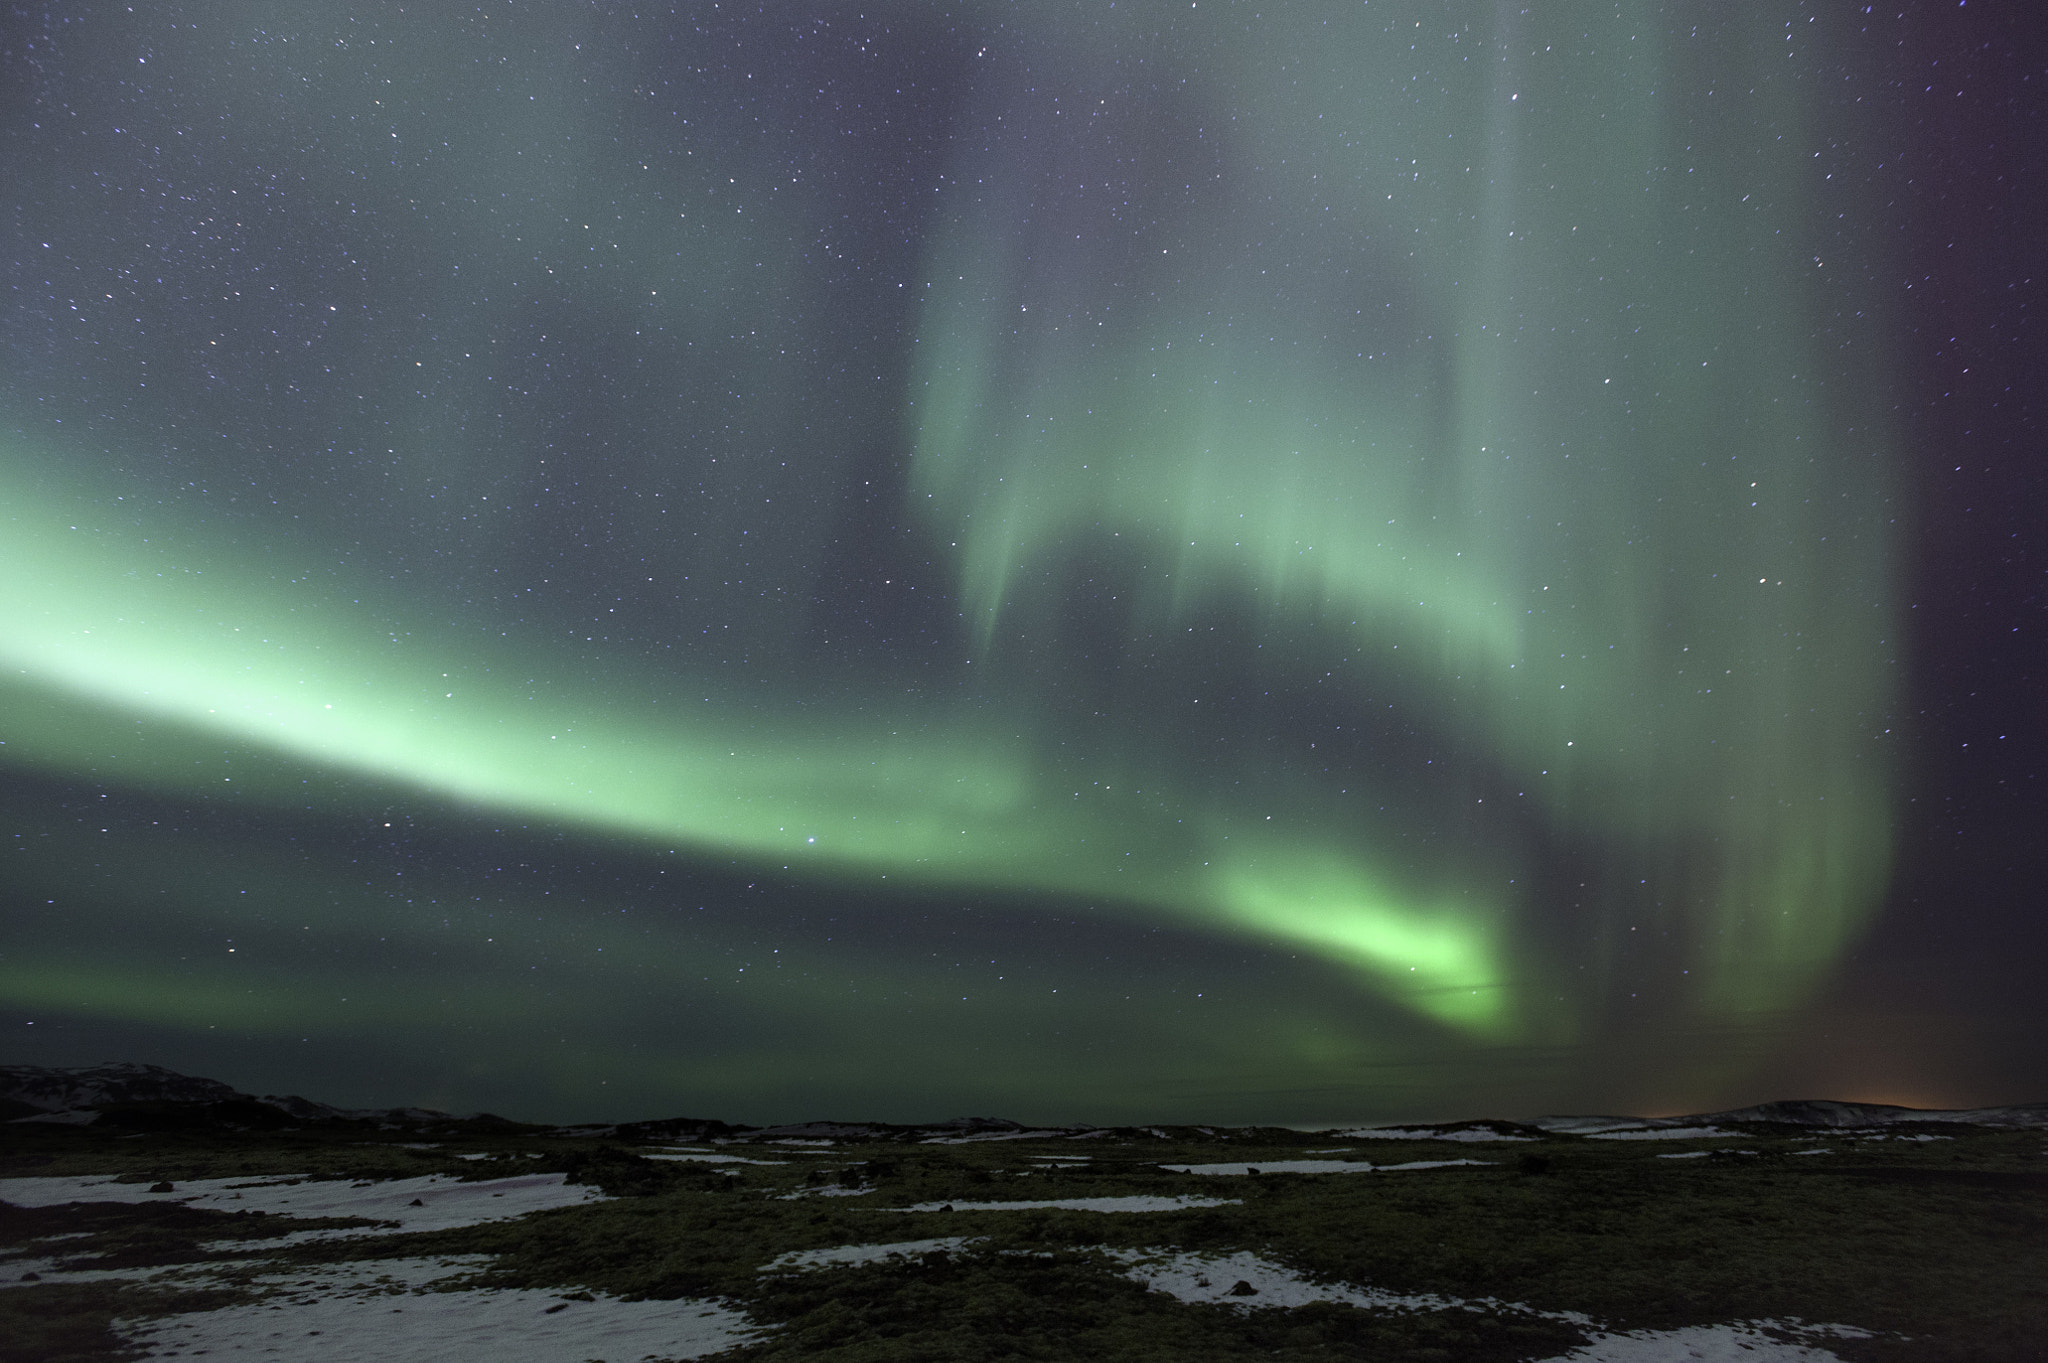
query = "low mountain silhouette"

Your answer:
(6, 1062), (2043, 1135)
(1529, 1097), (2048, 1132)
(0, 1062), (529, 1133)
